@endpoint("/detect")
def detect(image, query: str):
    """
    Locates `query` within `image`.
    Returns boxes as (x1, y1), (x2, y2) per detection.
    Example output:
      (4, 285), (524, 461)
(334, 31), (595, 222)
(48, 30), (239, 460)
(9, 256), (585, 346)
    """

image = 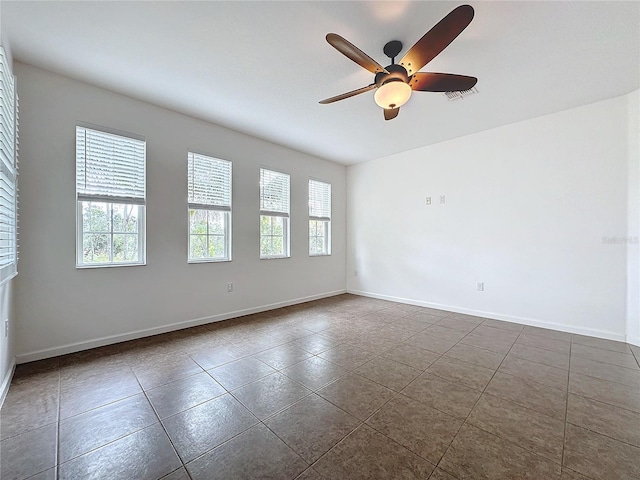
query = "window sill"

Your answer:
(0, 271), (18, 288)
(260, 255), (290, 260)
(309, 253), (331, 257)
(188, 258), (232, 264)
(76, 262), (146, 269)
